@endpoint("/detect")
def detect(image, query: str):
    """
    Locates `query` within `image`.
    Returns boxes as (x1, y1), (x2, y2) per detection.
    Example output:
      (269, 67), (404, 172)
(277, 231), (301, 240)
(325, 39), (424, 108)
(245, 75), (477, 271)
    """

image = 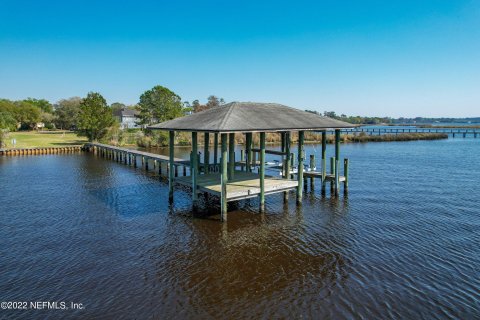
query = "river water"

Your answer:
(0, 137), (479, 319)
